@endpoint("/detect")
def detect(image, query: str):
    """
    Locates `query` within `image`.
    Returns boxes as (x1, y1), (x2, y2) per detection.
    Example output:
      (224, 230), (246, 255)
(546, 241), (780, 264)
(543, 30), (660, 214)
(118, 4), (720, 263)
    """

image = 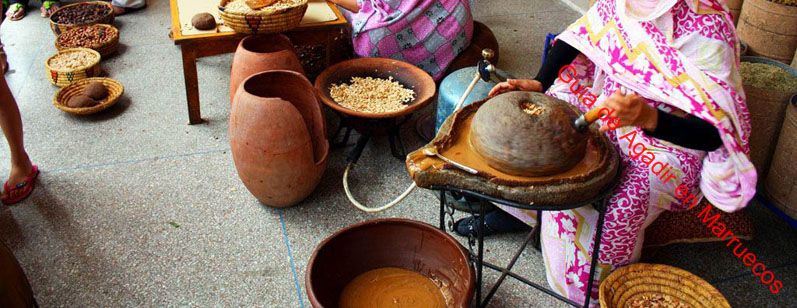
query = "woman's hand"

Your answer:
(597, 90), (658, 132)
(488, 79), (543, 97)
